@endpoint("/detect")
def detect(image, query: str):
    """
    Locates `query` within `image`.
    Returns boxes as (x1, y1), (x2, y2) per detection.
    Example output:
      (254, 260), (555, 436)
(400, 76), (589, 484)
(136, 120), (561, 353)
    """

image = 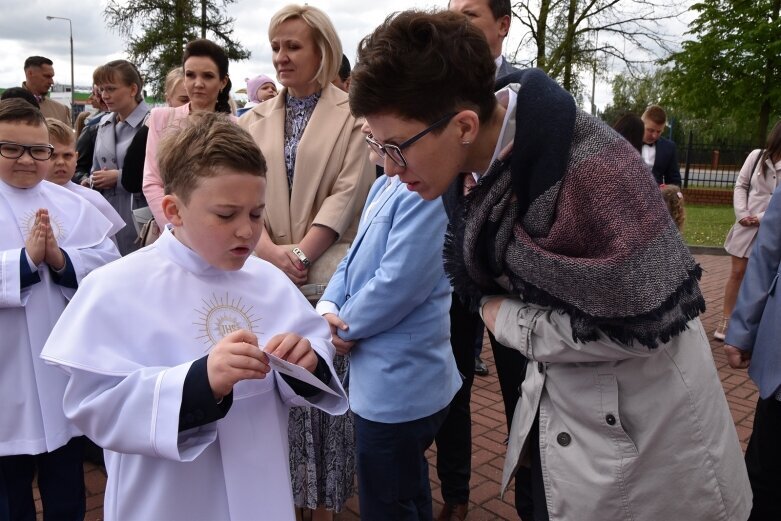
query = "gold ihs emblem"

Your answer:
(195, 293), (261, 351)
